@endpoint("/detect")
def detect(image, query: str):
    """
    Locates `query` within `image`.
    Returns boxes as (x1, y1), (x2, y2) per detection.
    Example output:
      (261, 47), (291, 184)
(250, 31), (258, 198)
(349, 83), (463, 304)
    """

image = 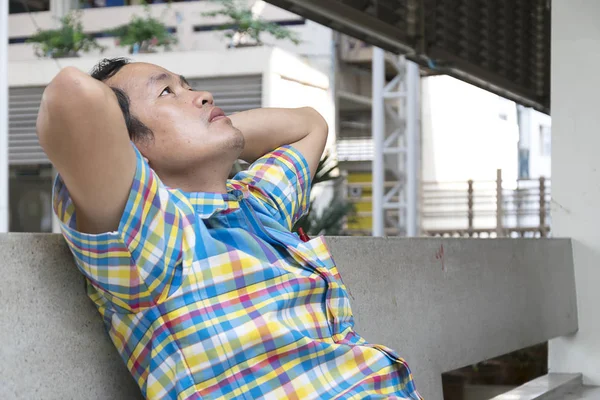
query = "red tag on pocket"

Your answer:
(298, 227), (310, 242)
